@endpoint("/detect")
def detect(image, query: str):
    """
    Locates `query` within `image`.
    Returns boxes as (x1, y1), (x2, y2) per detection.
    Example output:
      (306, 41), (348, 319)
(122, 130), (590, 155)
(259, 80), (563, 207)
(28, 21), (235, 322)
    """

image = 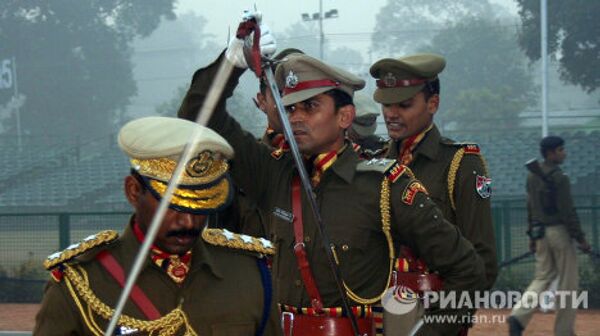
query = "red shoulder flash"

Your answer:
(402, 181), (428, 205)
(385, 162), (406, 183)
(464, 144), (480, 154)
